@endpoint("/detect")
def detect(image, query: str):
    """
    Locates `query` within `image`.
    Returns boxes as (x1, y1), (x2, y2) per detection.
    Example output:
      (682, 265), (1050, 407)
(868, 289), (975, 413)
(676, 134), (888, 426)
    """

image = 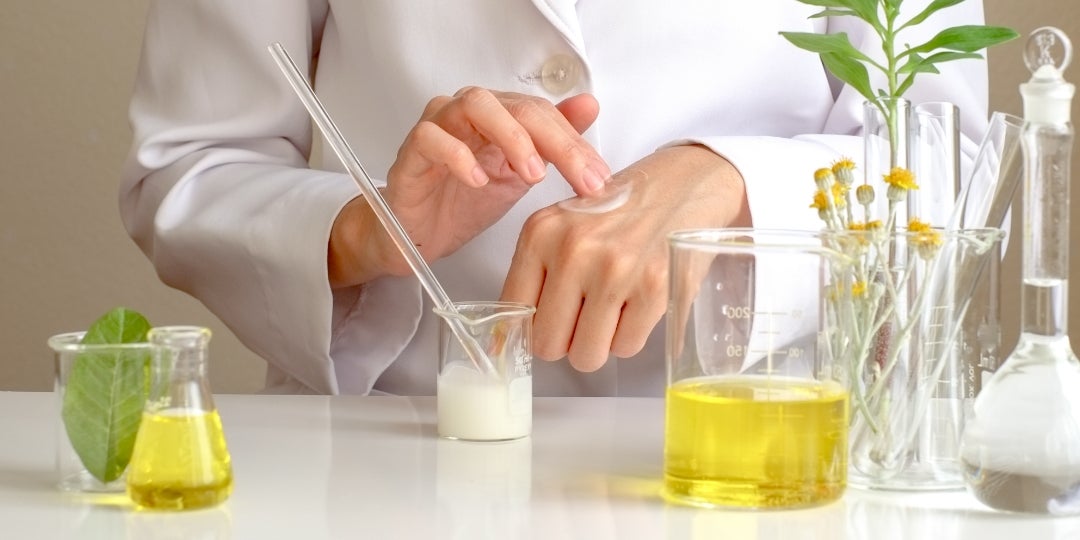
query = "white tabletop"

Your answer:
(0, 391), (1077, 539)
